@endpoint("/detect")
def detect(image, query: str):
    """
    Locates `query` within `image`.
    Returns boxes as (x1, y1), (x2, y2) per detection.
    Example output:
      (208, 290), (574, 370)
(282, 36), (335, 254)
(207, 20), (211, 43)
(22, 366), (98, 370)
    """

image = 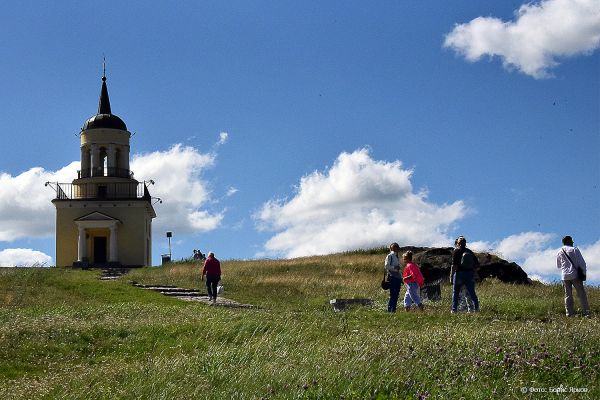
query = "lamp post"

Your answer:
(166, 231), (172, 259)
